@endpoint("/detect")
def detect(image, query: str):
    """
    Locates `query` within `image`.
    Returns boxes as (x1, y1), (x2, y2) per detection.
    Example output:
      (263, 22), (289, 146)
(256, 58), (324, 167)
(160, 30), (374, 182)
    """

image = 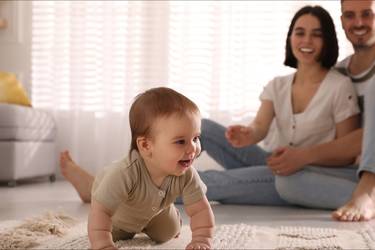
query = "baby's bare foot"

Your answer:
(60, 150), (94, 203)
(332, 172), (375, 222)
